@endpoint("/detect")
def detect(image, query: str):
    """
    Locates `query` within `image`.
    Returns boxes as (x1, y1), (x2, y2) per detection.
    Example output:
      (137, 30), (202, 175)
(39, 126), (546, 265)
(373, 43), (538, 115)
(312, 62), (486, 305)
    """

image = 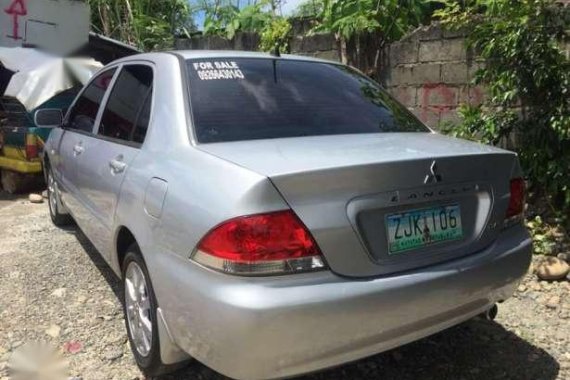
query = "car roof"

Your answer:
(174, 50), (334, 63)
(113, 50), (342, 66)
